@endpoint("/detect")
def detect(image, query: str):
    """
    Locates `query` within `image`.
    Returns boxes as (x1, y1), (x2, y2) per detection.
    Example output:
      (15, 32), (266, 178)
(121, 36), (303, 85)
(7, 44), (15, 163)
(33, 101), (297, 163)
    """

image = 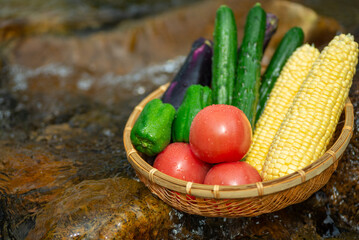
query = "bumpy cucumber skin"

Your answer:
(233, 3), (266, 127)
(255, 27), (304, 123)
(172, 85), (212, 143)
(212, 5), (238, 105)
(130, 99), (176, 156)
(237, 13), (278, 55)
